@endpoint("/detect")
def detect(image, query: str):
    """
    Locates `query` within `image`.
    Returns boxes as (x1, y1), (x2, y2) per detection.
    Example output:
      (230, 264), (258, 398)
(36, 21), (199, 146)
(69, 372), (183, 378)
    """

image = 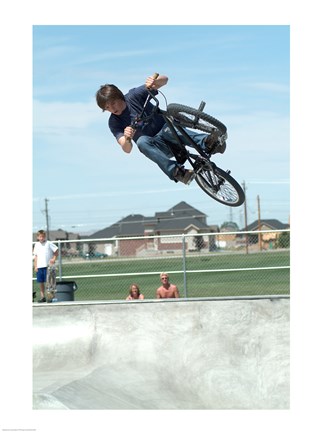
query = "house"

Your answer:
(33, 211), (290, 257)
(238, 219), (290, 250)
(88, 201), (218, 257)
(216, 221), (239, 248)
